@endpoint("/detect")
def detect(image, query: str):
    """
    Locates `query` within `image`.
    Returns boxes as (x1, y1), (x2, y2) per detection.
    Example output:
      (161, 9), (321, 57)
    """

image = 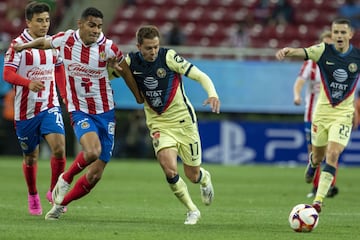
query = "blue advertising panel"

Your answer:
(199, 120), (360, 166)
